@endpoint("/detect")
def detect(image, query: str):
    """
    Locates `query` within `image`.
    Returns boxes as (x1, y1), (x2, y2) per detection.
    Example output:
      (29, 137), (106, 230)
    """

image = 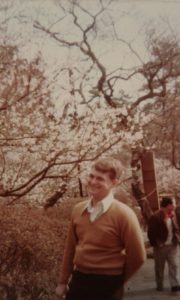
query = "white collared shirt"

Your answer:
(165, 217), (173, 245)
(84, 192), (114, 222)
